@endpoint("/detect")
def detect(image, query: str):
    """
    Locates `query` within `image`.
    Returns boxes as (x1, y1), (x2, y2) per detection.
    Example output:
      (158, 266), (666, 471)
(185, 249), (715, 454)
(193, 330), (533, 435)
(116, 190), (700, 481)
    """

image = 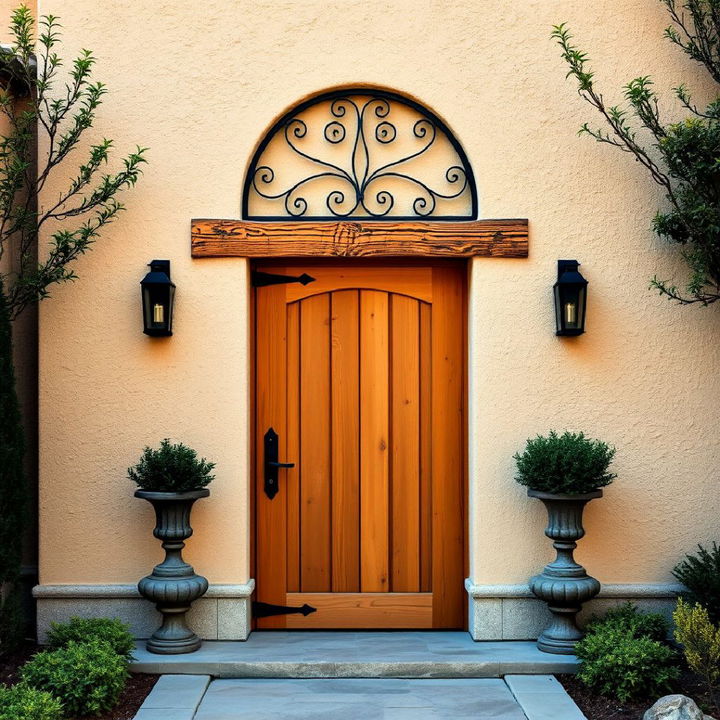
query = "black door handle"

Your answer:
(264, 428), (295, 499)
